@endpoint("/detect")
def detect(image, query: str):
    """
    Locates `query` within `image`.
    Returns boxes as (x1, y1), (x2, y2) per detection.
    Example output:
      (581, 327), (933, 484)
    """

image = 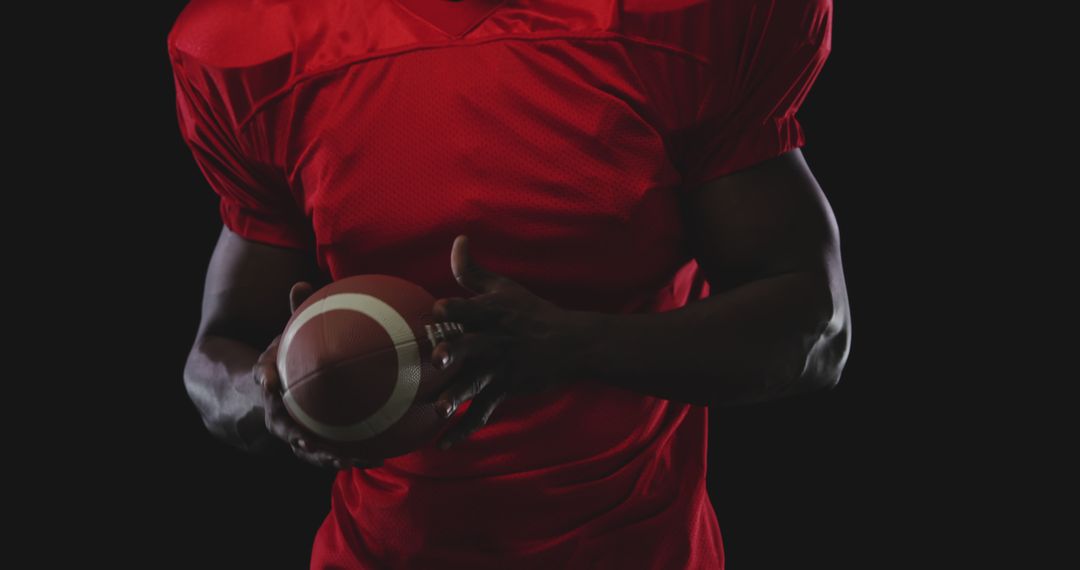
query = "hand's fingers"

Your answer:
(290, 443), (348, 470)
(262, 387), (308, 446)
(433, 296), (506, 332)
(427, 320), (466, 350)
(267, 414), (305, 451)
(290, 438), (384, 470)
(432, 337), (509, 418)
(253, 356), (281, 393)
(435, 368), (496, 419)
(253, 333), (284, 392)
(431, 331), (508, 373)
(289, 281), (315, 313)
(438, 375), (509, 449)
(262, 387), (383, 469)
(282, 430), (355, 470)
